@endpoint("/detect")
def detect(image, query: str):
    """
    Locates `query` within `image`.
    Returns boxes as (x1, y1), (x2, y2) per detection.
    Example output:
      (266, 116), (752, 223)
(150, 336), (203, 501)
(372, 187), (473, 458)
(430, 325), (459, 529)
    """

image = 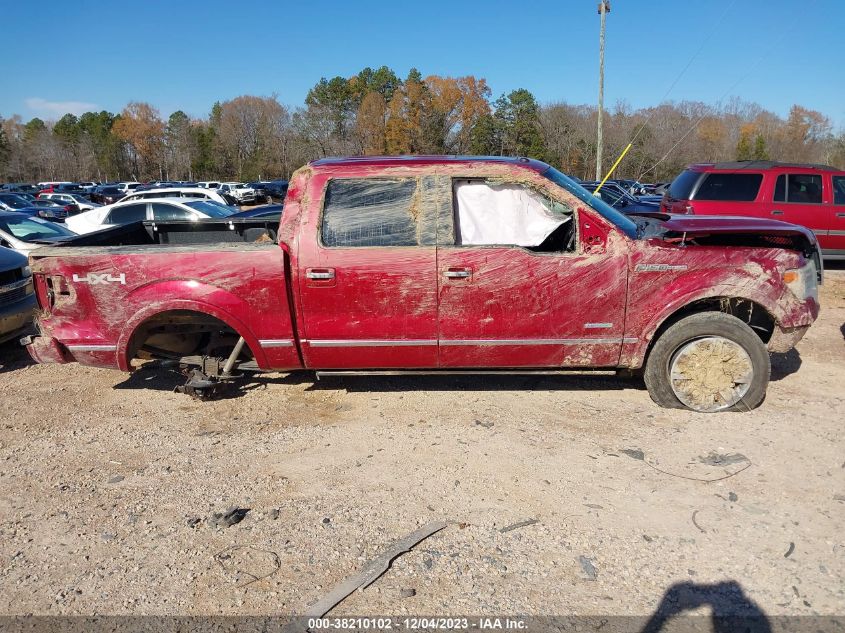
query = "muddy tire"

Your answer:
(644, 312), (770, 412)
